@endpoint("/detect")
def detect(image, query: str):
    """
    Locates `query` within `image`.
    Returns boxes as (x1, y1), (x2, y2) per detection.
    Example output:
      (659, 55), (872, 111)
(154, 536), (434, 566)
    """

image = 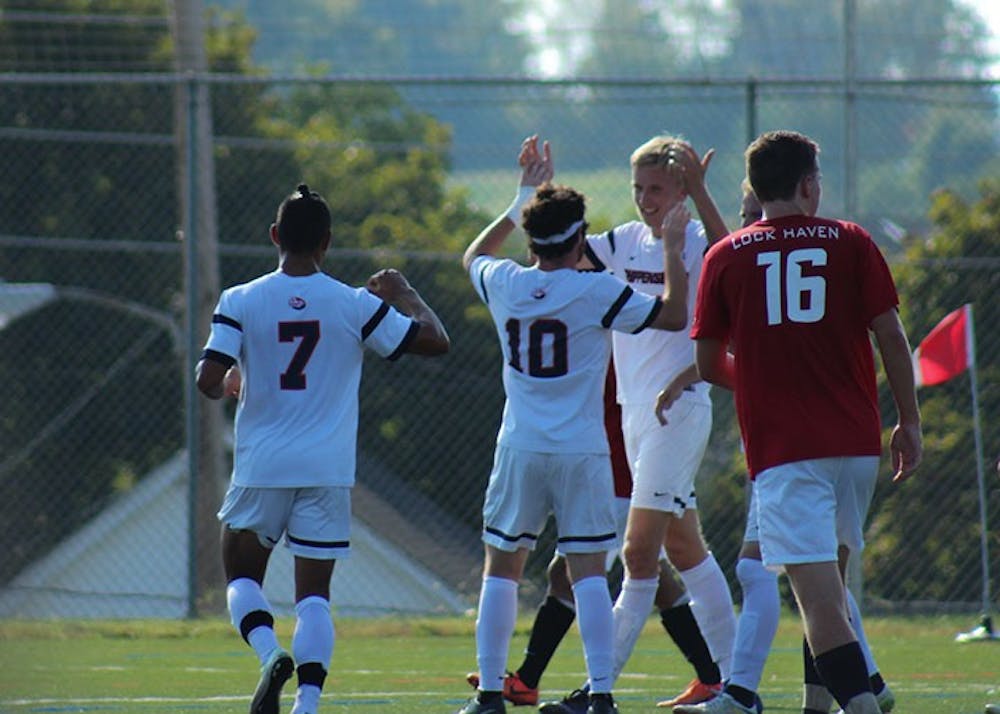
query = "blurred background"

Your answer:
(0, 0), (997, 621)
